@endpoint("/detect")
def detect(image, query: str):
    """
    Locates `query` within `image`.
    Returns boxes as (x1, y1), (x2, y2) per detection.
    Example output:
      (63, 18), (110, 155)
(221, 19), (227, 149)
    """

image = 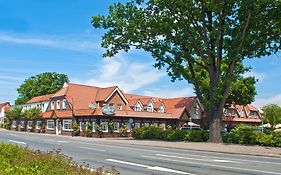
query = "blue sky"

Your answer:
(0, 1), (280, 108)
